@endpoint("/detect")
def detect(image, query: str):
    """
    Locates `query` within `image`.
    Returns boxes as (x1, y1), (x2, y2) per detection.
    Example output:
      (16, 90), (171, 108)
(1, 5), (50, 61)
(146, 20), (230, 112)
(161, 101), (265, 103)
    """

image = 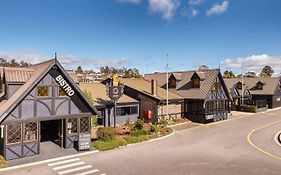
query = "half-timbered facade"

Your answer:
(224, 77), (281, 109)
(145, 69), (231, 123)
(0, 59), (99, 160)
